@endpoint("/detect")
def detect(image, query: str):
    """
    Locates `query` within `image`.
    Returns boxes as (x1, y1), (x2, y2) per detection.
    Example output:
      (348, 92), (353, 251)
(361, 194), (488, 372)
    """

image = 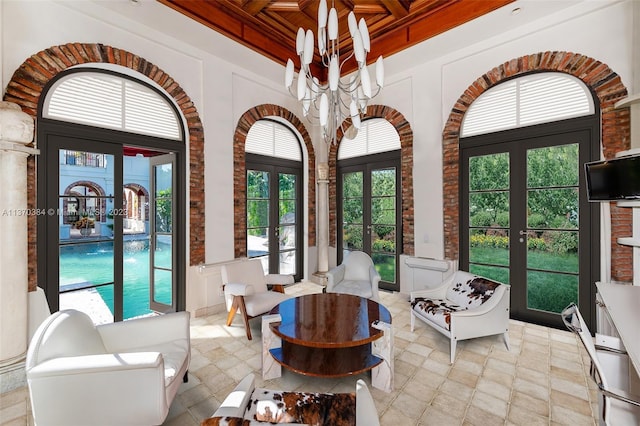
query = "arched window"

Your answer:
(38, 67), (186, 323)
(44, 71), (182, 140)
(461, 72), (594, 137)
(337, 118), (402, 291)
(245, 119), (303, 280)
(246, 119), (302, 161)
(338, 118), (400, 160)
(459, 71), (599, 329)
